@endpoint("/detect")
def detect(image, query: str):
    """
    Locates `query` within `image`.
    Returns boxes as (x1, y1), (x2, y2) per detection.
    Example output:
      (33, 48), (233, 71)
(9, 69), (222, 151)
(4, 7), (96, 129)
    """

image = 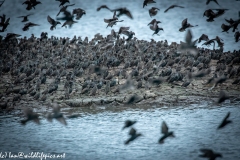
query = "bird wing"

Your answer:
(97, 5), (110, 11)
(175, 5), (184, 8)
(125, 10), (133, 19)
(164, 6), (171, 13)
(185, 29), (193, 45)
(47, 15), (55, 25)
(113, 11), (116, 18)
(161, 121), (169, 134)
(121, 30), (130, 36)
(223, 112), (230, 122)
(104, 18), (111, 23)
(182, 18), (187, 27)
